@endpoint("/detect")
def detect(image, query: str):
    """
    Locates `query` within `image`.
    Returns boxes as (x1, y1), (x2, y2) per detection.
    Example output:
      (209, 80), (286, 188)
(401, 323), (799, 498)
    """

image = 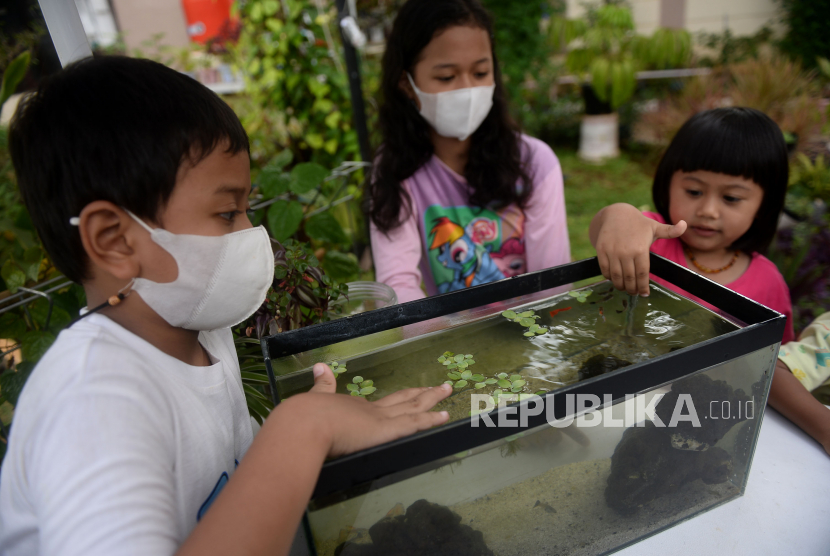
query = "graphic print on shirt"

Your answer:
(197, 460), (238, 521)
(424, 204), (526, 293)
(197, 472), (228, 521)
